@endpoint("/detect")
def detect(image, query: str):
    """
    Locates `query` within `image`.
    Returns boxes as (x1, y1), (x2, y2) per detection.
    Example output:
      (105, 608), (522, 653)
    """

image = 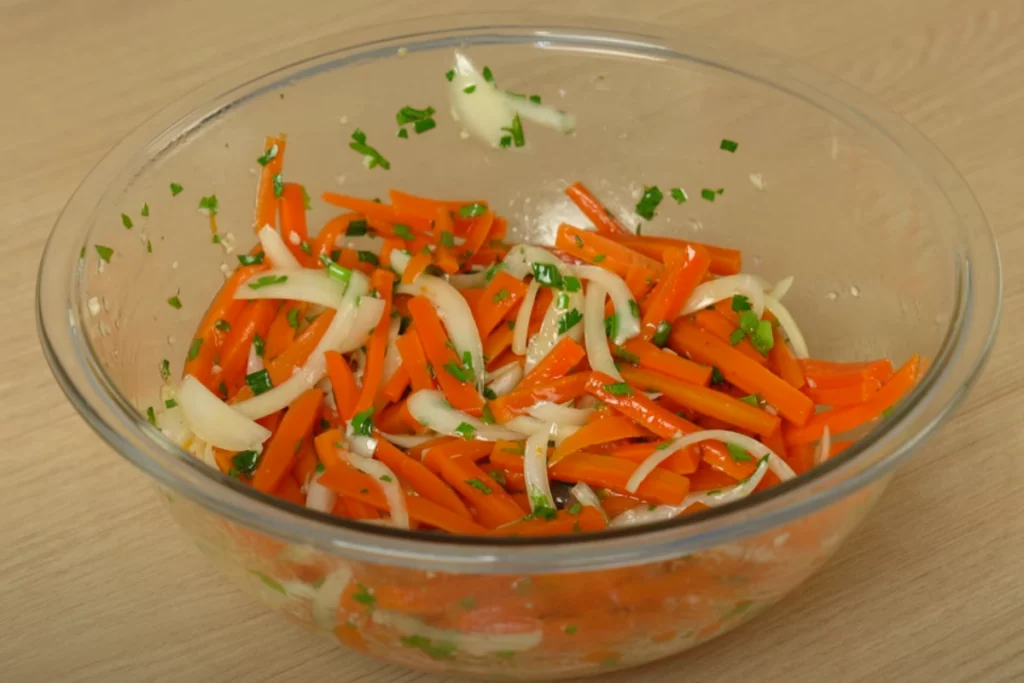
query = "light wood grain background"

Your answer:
(3, 0), (1023, 681)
